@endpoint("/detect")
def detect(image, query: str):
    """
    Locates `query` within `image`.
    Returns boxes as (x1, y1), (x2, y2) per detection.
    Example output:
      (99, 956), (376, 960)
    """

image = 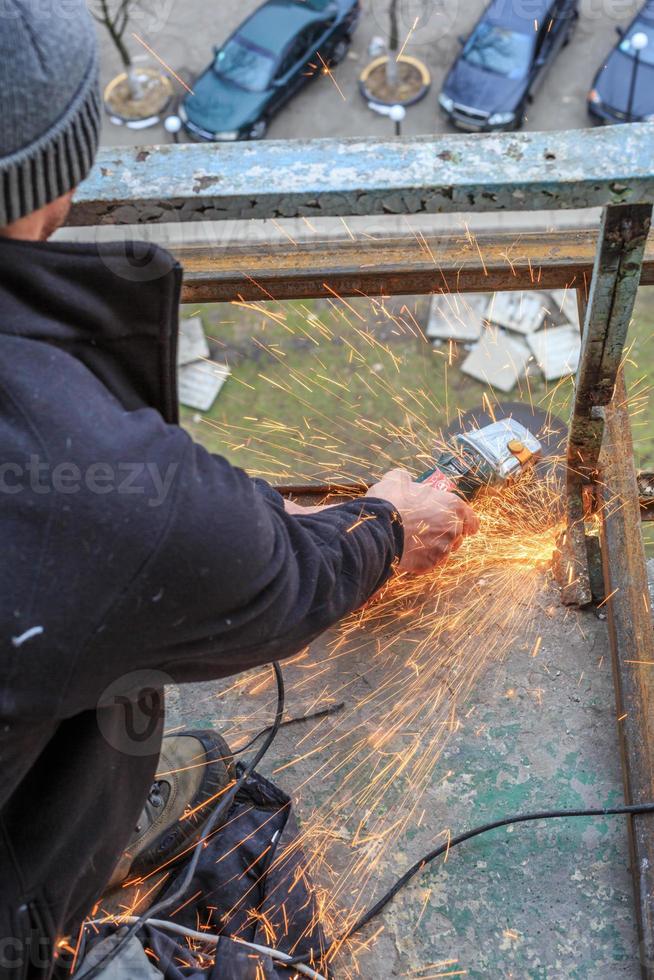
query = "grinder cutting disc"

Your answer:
(445, 402), (568, 517)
